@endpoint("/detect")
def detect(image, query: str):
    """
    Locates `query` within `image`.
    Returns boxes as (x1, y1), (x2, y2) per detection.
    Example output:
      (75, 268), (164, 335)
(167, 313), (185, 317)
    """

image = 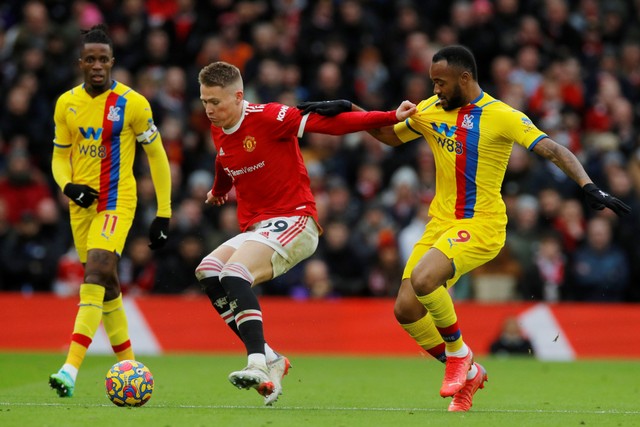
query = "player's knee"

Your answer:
(393, 292), (423, 324)
(195, 255), (224, 282)
(410, 268), (440, 295)
(219, 262), (254, 284)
